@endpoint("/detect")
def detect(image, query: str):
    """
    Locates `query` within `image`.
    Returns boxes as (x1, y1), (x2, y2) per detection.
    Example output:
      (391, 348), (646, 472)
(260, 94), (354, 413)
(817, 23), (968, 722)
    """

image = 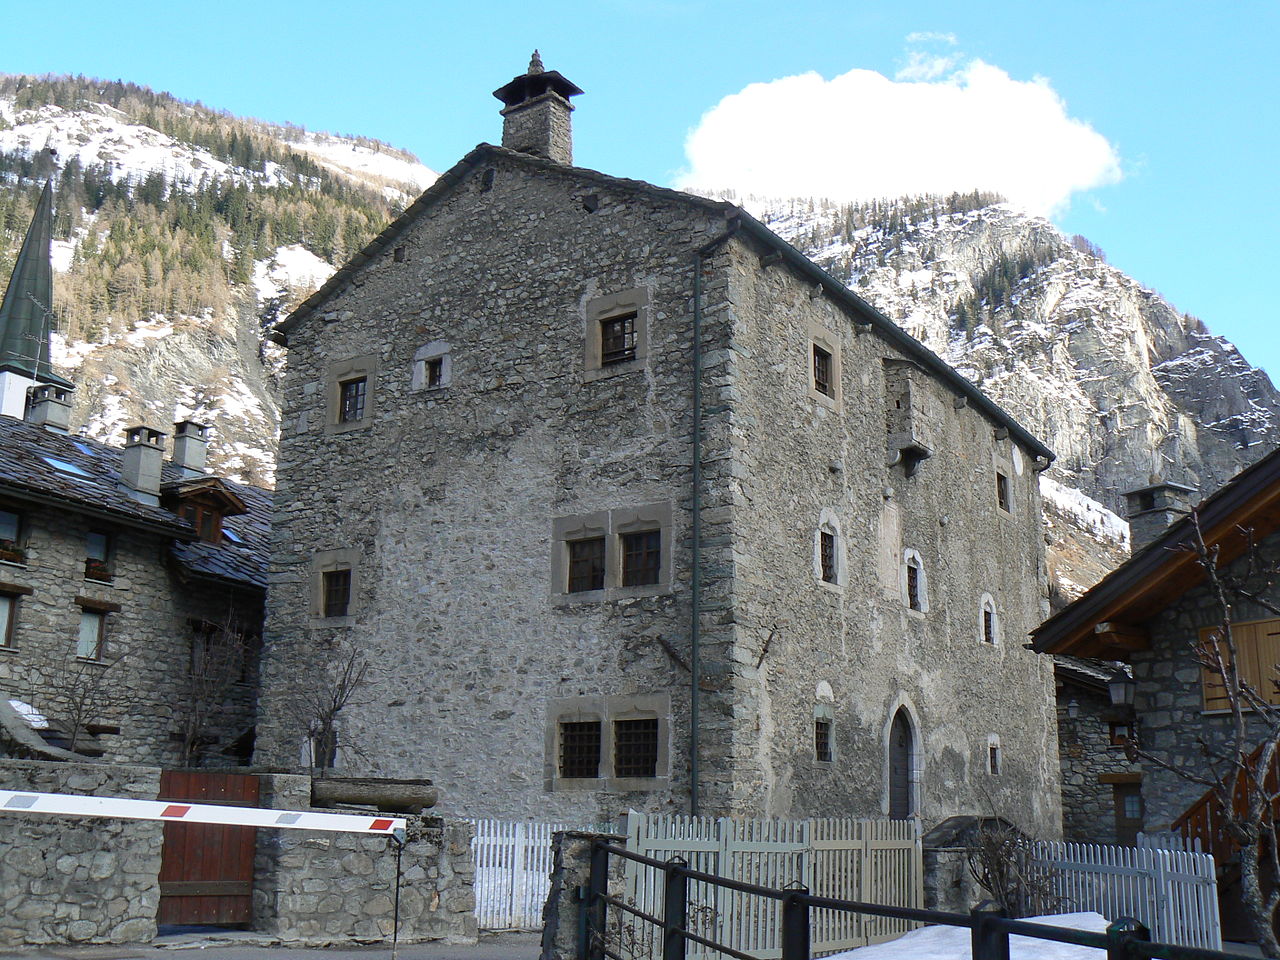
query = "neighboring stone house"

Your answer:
(256, 55), (1063, 835)
(0, 176), (270, 767)
(1054, 657), (1143, 843)
(1032, 453), (1280, 841)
